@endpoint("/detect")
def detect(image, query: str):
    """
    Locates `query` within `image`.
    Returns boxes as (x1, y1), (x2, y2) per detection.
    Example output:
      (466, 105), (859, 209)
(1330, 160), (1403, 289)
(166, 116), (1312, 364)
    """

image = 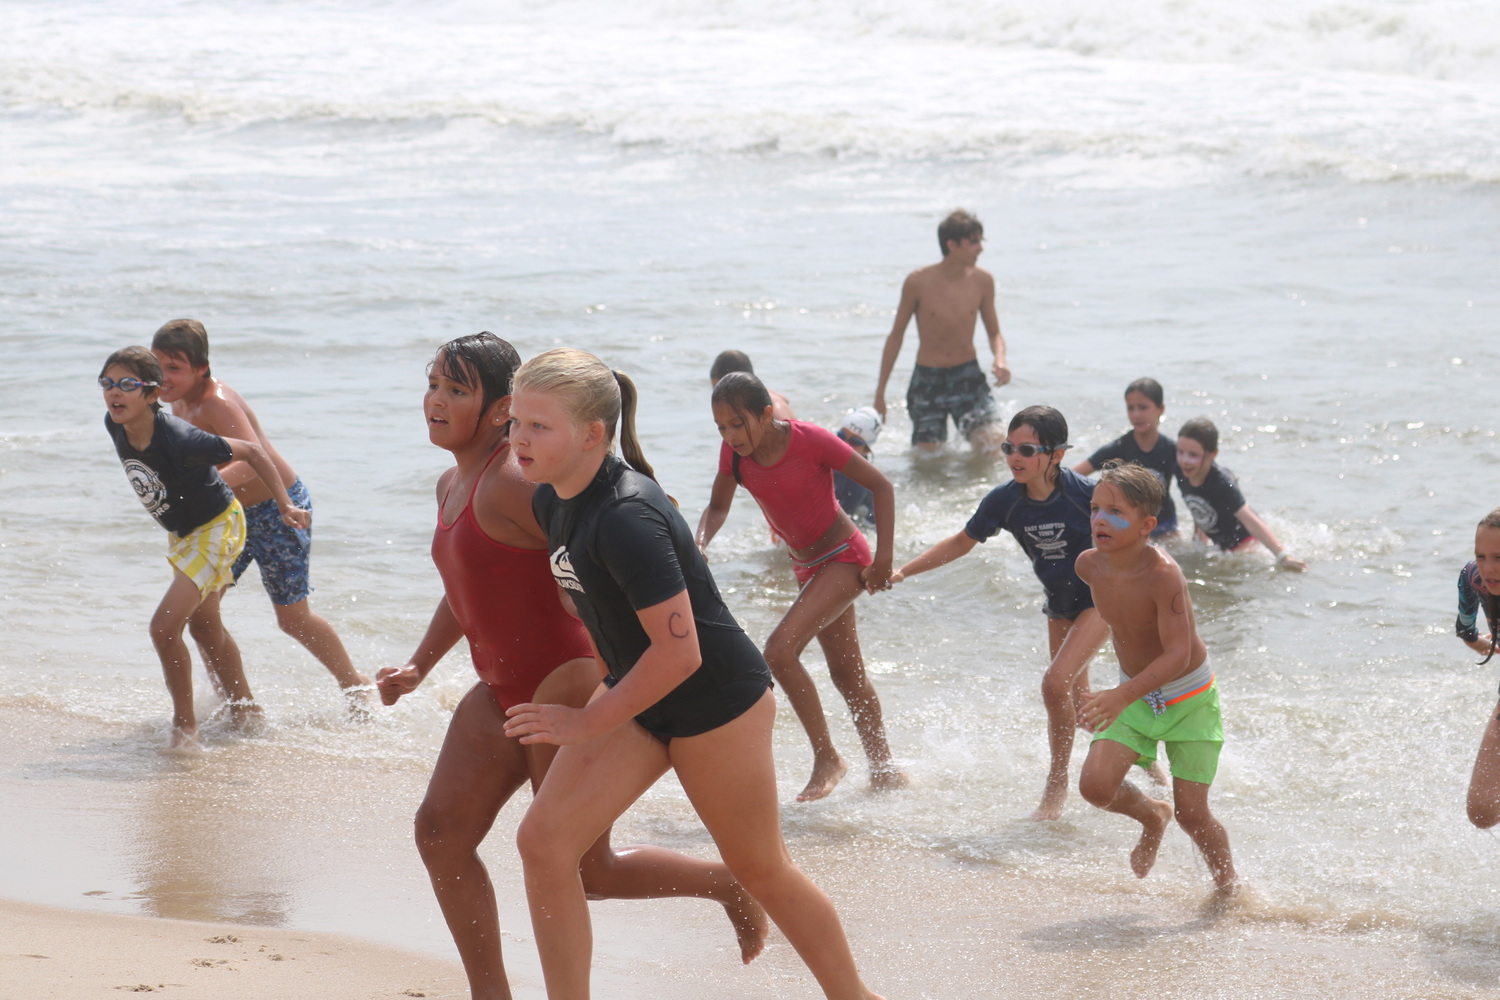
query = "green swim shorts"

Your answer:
(1091, 683), (1223, 785)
